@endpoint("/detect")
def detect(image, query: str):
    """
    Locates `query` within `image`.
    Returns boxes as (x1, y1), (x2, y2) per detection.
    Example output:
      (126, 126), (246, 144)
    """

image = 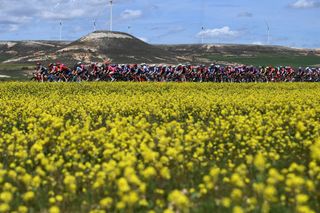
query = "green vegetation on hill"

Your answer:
(0, 63), (32, 70)
(206, 54), (320, 67)
(0, 55), (11, 63)
(0, 64), (33, 81)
